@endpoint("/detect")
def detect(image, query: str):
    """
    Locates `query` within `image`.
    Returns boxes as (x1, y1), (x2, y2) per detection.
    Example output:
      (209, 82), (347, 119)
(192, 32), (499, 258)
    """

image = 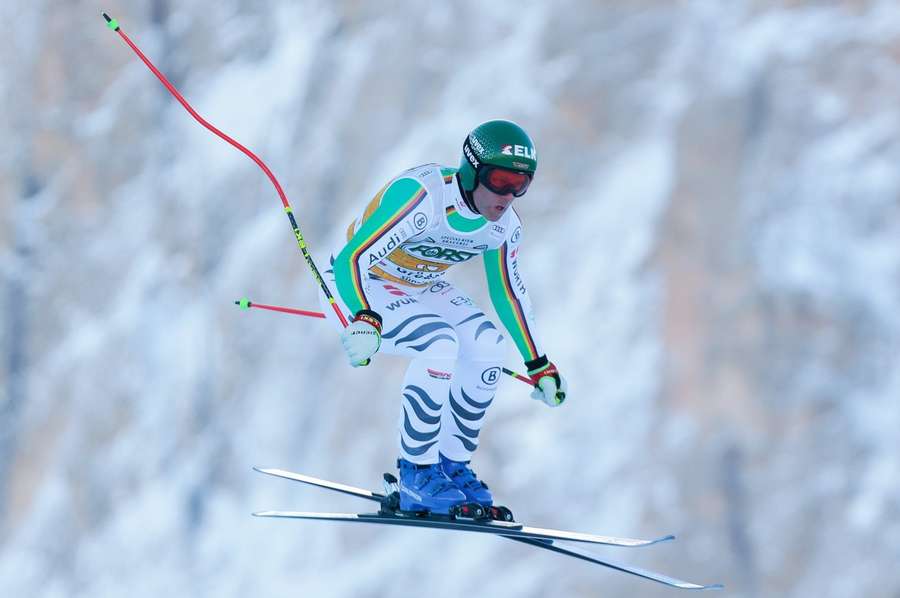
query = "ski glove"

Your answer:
(340, 310), (382, 367)
(525, 355), (567, 407)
